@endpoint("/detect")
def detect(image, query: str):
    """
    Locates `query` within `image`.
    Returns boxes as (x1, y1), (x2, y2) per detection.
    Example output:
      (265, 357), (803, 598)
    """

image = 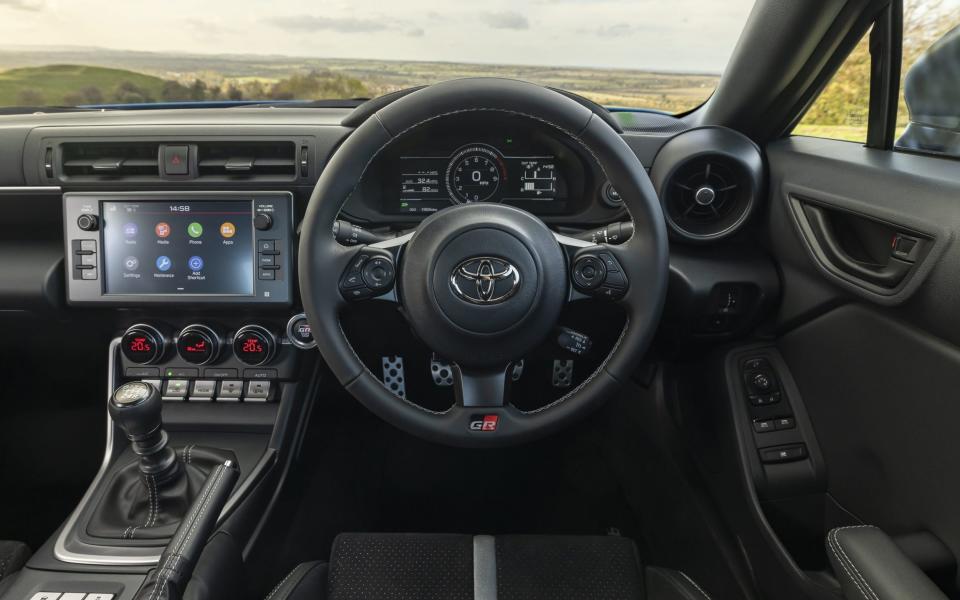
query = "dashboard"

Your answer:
(342, 112), (624, 225)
